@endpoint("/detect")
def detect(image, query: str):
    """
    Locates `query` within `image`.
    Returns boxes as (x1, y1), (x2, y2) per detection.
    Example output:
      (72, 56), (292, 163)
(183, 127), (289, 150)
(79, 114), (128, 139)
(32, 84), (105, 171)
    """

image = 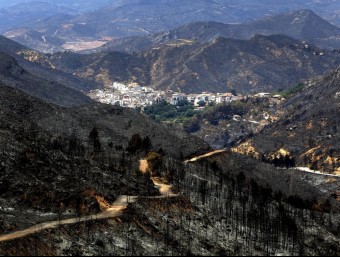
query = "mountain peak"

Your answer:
(289, 9), (329, 23)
